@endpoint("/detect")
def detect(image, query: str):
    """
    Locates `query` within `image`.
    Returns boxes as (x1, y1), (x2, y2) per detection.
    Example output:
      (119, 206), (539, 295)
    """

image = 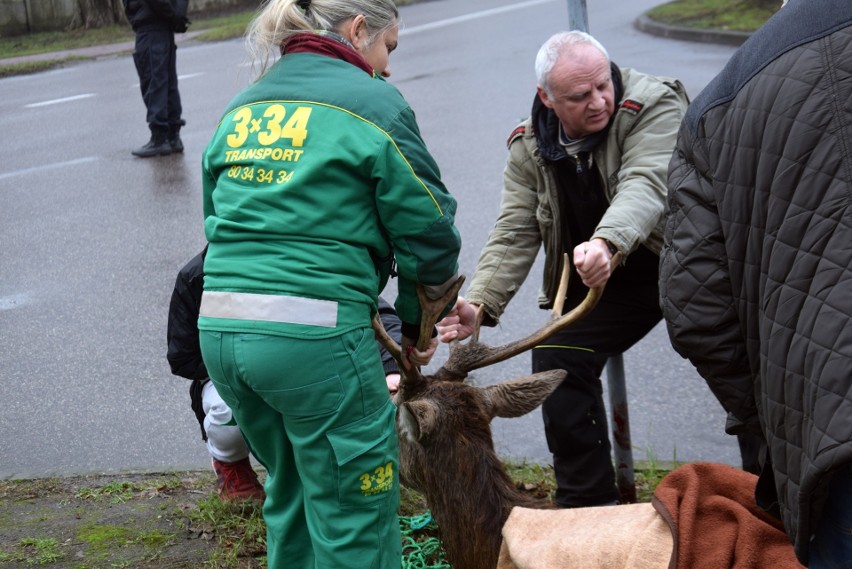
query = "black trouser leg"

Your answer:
(133, 29), (175, 139)
(736, 431), (763, 475)
(532, 256), (662, 507)
(166, 40), (183, 134)
(534, 347), (618, 507)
